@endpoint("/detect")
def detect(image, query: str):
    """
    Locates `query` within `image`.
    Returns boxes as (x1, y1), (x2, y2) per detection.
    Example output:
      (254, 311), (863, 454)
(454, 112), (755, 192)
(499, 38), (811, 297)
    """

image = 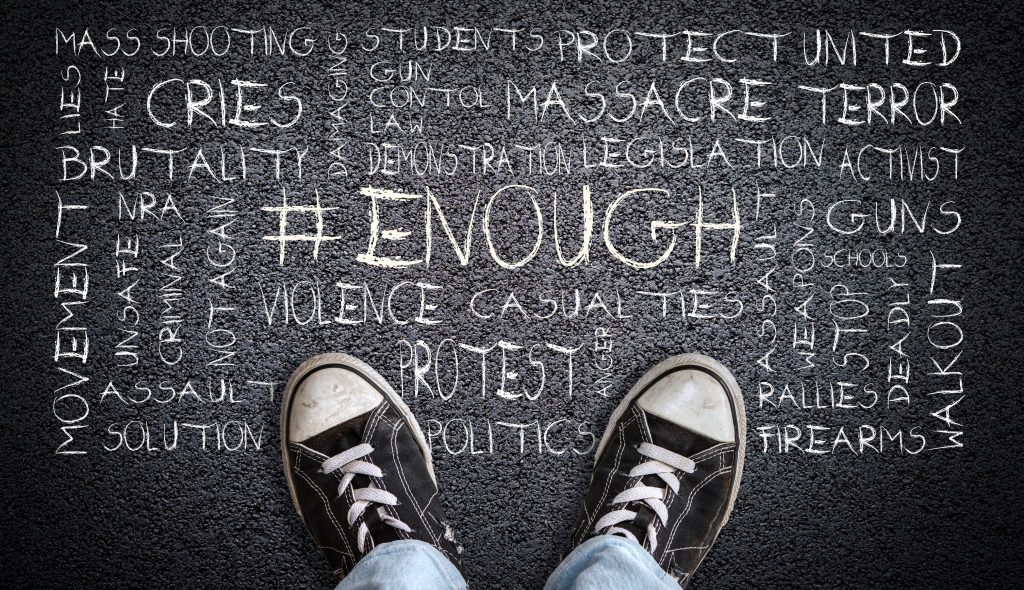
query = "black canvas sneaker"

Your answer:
(280, 353), (462, 578)
(566, 353), (746, 587)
